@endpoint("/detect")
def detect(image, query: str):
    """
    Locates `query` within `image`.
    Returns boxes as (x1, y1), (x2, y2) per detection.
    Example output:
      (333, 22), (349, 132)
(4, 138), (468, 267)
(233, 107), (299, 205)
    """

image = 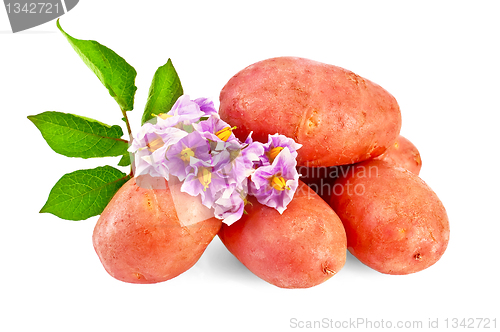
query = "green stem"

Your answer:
(121, 109), (133, 142)
(121, 109), (134, 178)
